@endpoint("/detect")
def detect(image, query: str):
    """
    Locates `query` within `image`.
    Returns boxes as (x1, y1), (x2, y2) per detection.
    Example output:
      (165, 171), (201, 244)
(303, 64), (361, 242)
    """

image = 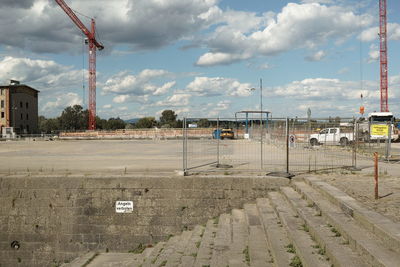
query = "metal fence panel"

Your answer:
(183, 117), (397, 175)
